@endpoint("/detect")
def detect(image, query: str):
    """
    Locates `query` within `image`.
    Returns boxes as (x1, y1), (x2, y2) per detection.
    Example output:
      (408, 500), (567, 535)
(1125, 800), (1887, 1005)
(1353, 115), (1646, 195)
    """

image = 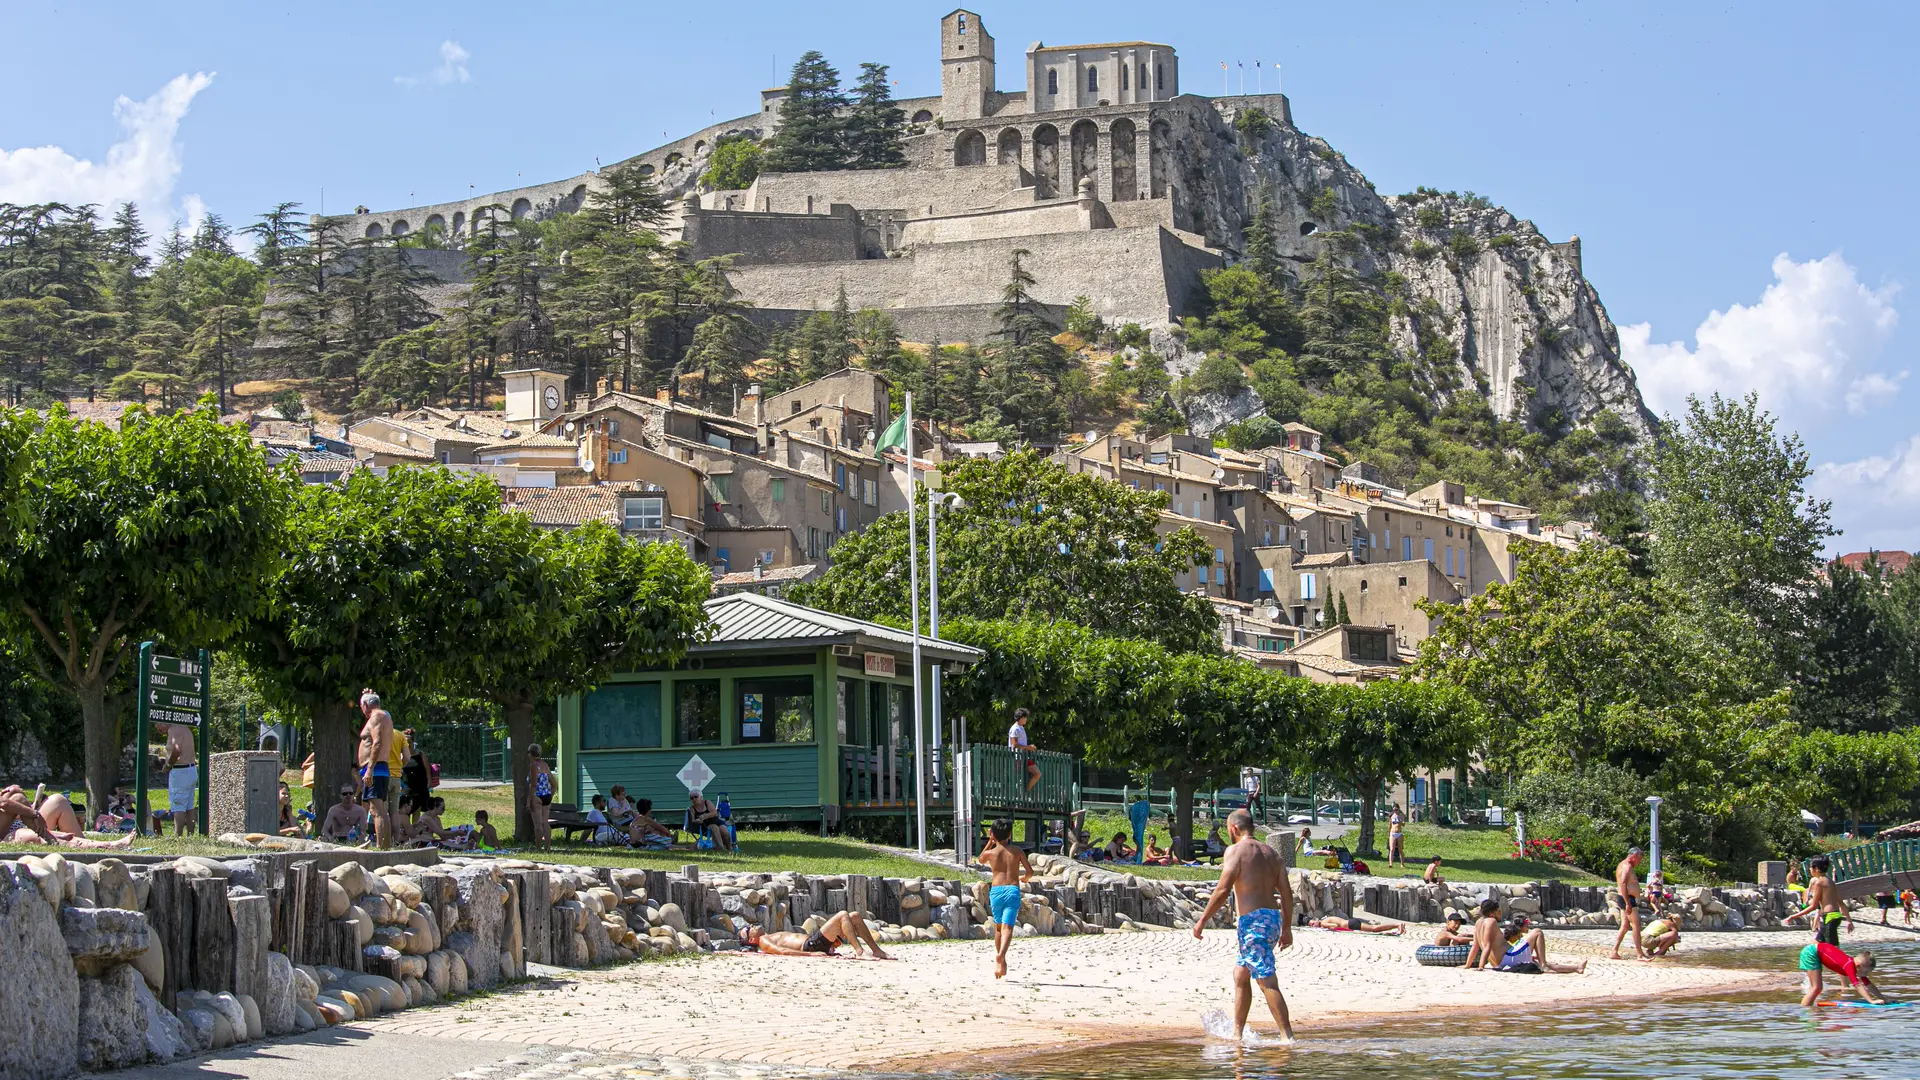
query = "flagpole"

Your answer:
(905, 392), (927, 855)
